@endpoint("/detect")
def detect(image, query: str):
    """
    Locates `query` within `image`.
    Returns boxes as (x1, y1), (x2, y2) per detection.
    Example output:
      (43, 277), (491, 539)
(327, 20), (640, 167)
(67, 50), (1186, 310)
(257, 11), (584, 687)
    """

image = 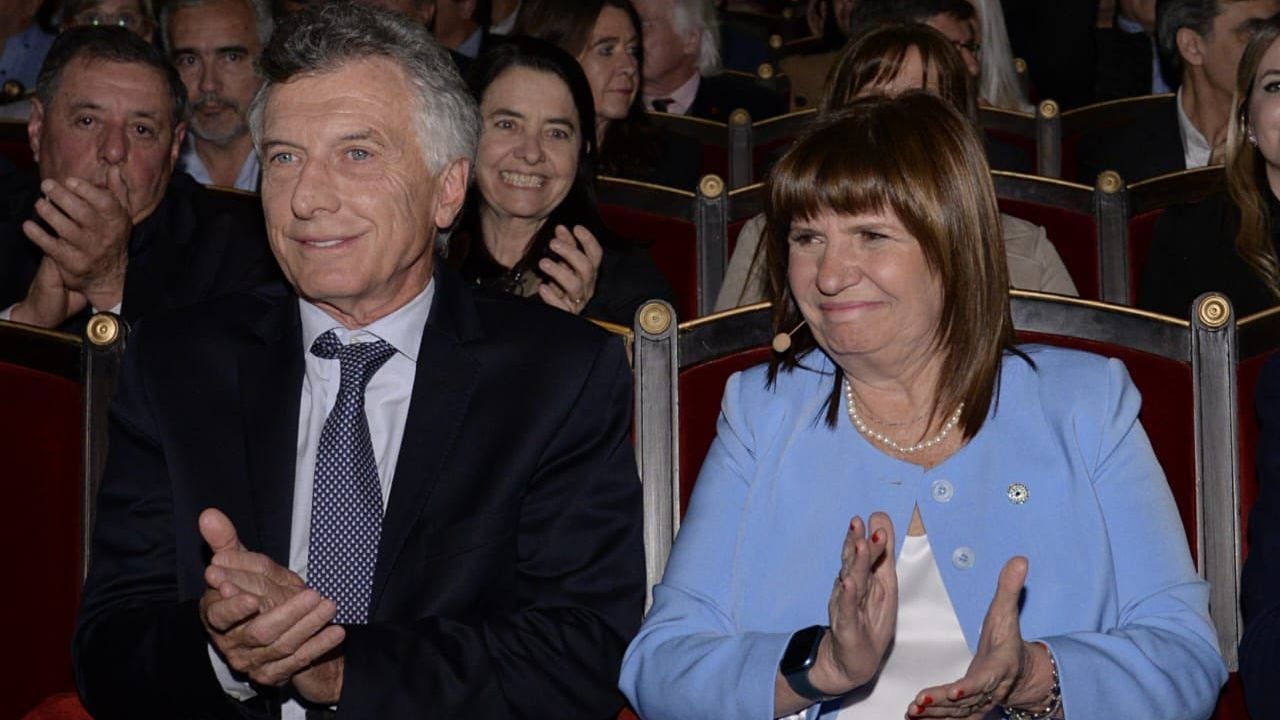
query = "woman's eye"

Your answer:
(1265, 80), (1280, 93)
(788, 232), (820, 246)
(494, 119), (515, 130)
